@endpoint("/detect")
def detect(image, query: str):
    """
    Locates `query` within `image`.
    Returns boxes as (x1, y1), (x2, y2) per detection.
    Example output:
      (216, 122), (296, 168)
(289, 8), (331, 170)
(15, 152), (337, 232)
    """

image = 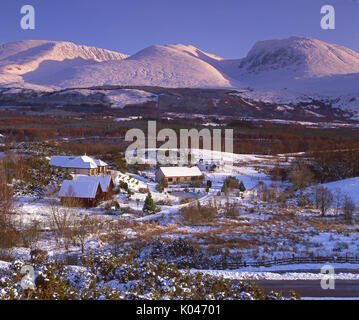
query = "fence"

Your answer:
(206, 255), (359, 270)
